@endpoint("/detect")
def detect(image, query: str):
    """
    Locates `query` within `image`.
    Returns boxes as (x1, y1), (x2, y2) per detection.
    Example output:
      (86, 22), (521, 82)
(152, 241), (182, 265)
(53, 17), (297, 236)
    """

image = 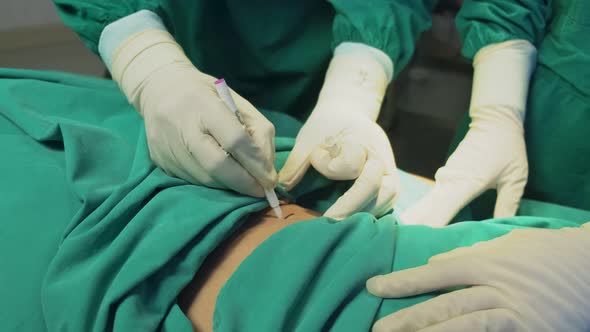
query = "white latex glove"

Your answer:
(367, 222), (590, 332)
(401, 40), (537, 227)
(279, 43), (399, 219)
(110, 29), (277, 197)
